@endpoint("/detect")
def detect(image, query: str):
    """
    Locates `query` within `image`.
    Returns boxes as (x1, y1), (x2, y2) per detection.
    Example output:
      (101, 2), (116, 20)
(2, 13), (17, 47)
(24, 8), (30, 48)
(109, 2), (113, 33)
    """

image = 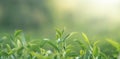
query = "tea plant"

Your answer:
(0, 28), (119, 59)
